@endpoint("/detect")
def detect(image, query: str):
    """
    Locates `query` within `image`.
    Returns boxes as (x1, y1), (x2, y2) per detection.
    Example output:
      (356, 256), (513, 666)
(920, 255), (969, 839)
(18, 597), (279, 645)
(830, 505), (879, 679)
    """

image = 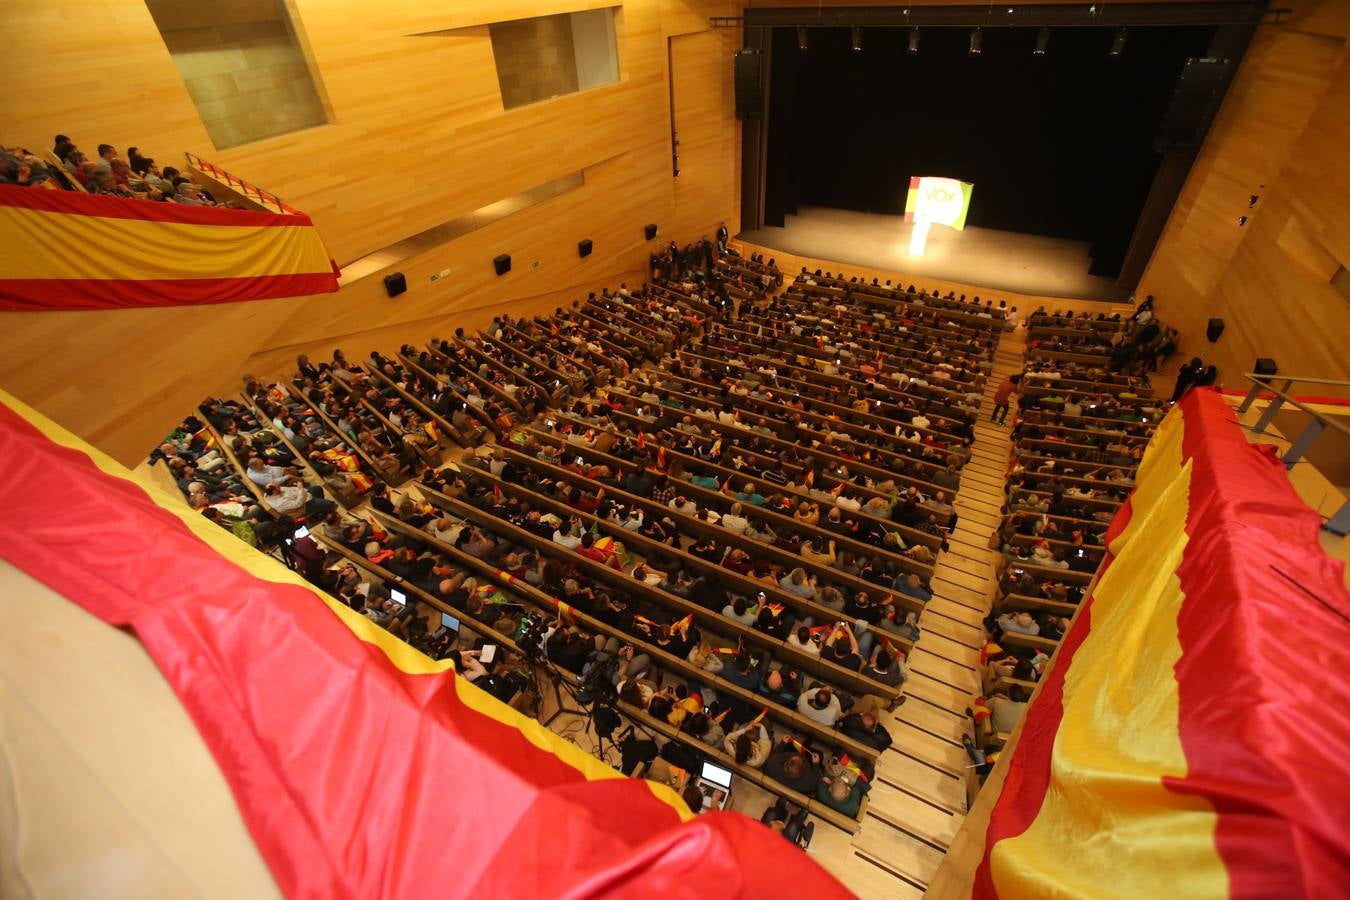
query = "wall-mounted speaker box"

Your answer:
(578, 238), (593, 258)
(1206, 317), (1225, 343)
(493, 254), (511, 276)
(1254, 357), (1278, 376)
(644, 223), (658, 240)
(383, 272), (406, 298)
(734, 48), (763, 120)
